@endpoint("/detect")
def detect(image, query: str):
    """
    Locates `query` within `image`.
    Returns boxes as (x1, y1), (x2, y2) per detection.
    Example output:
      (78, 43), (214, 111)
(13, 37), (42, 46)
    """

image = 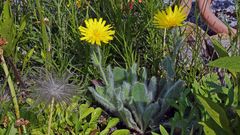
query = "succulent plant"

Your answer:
(89, 56), (185, 134)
